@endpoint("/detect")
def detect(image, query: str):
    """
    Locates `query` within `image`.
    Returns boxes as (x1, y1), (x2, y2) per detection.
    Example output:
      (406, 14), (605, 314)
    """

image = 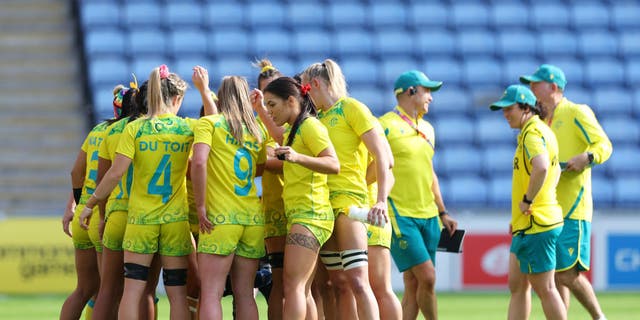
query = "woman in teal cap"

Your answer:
(490, 84), (567, 320)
